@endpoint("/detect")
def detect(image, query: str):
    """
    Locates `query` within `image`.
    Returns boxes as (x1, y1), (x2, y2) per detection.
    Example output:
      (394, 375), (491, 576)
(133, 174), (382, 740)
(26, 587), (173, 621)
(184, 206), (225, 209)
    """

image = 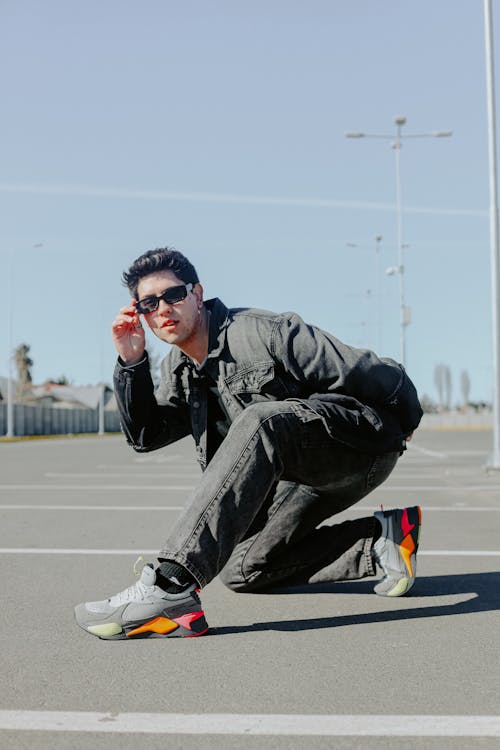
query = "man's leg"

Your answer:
(75, 400), (413, 638)
(219, 453), (397, 593)
(159, 400), (398, 588)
